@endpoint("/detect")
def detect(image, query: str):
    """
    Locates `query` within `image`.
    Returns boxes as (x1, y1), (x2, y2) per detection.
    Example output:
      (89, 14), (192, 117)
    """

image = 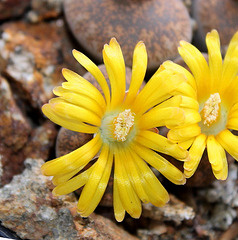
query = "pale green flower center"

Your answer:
(199, 93), (227, 135)
(100, 109), (136, 144)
